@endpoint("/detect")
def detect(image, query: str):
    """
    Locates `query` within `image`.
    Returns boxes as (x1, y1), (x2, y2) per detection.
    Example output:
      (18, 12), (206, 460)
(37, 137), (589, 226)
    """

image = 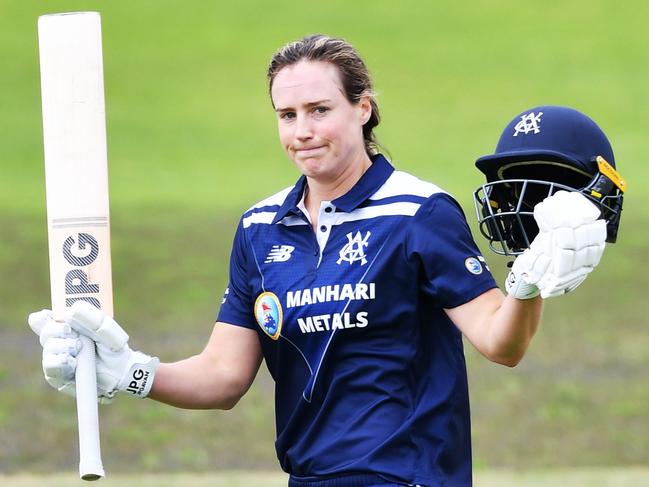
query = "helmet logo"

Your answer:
(513, 111), (543, 136)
